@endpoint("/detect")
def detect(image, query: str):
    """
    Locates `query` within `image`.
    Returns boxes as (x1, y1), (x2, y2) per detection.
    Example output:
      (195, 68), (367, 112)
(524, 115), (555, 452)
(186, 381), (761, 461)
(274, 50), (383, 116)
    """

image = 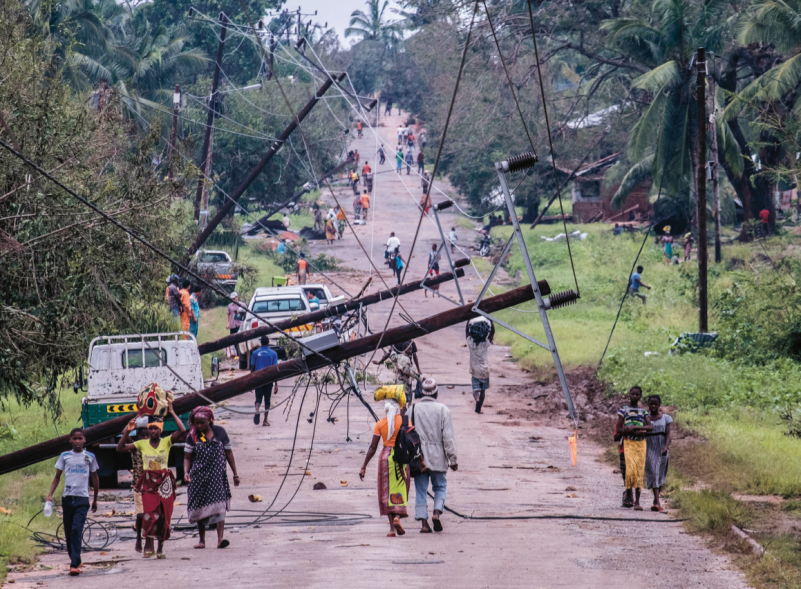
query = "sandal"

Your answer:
(650, 505), (659, 512)
(156, 554), (167, 560)
(386, 532), (396, 537)
(392, 517), (405, 536)
(634, 506), (643, 511)
(194, 543), (205, 549)
(143, 551), (155, 559)
(218, 539), (230, 549)
(432, 518), (443, 533)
